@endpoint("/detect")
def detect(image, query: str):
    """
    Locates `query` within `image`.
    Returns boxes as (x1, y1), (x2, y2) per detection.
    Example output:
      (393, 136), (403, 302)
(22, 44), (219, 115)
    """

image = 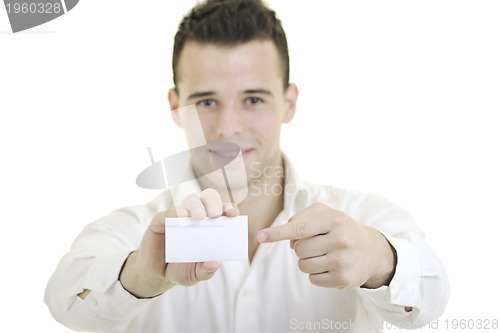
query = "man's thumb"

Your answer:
(195, 261), (221, 281)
